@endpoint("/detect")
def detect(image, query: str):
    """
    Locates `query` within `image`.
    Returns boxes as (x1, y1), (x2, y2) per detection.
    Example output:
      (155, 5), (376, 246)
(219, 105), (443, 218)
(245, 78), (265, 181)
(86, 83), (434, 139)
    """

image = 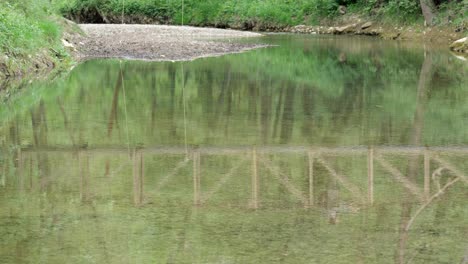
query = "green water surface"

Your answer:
(0, 35), (467, 264)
